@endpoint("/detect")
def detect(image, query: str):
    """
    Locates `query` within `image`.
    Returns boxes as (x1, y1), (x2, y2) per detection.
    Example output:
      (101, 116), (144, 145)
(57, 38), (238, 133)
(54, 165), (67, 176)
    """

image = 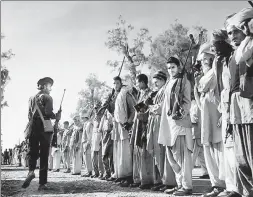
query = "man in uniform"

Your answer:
(22, 77), (61, 190)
